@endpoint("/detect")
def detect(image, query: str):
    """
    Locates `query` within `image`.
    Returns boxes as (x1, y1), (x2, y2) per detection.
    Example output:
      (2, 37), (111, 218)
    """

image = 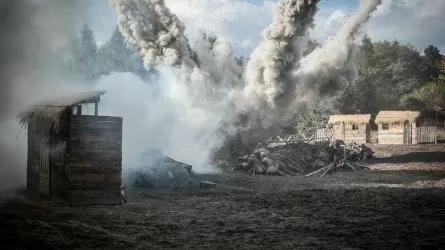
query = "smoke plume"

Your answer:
(110, 0), (249, 172)
(110, 0), (195, 68)
(292, 0), (383, 106)
(243, 0), (320, 109)
(243, 0), (383, 112)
